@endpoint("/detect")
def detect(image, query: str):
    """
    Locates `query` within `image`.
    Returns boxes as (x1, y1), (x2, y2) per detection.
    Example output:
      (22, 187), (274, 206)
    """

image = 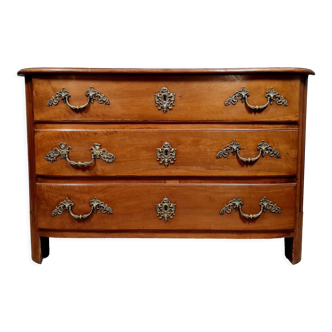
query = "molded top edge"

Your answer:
(17, 67), (315, 76)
